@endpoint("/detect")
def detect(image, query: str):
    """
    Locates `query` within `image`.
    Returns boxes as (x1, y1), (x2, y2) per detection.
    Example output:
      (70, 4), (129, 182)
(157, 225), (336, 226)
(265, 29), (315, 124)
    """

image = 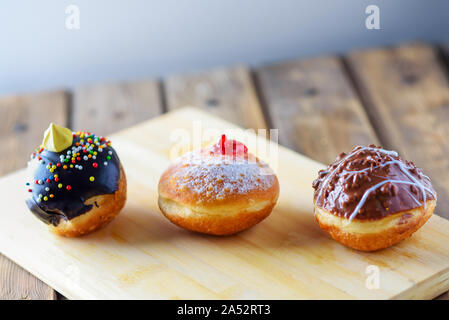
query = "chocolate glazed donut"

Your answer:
(313, 145), (437, 251)
(26, 125), (126, 237)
